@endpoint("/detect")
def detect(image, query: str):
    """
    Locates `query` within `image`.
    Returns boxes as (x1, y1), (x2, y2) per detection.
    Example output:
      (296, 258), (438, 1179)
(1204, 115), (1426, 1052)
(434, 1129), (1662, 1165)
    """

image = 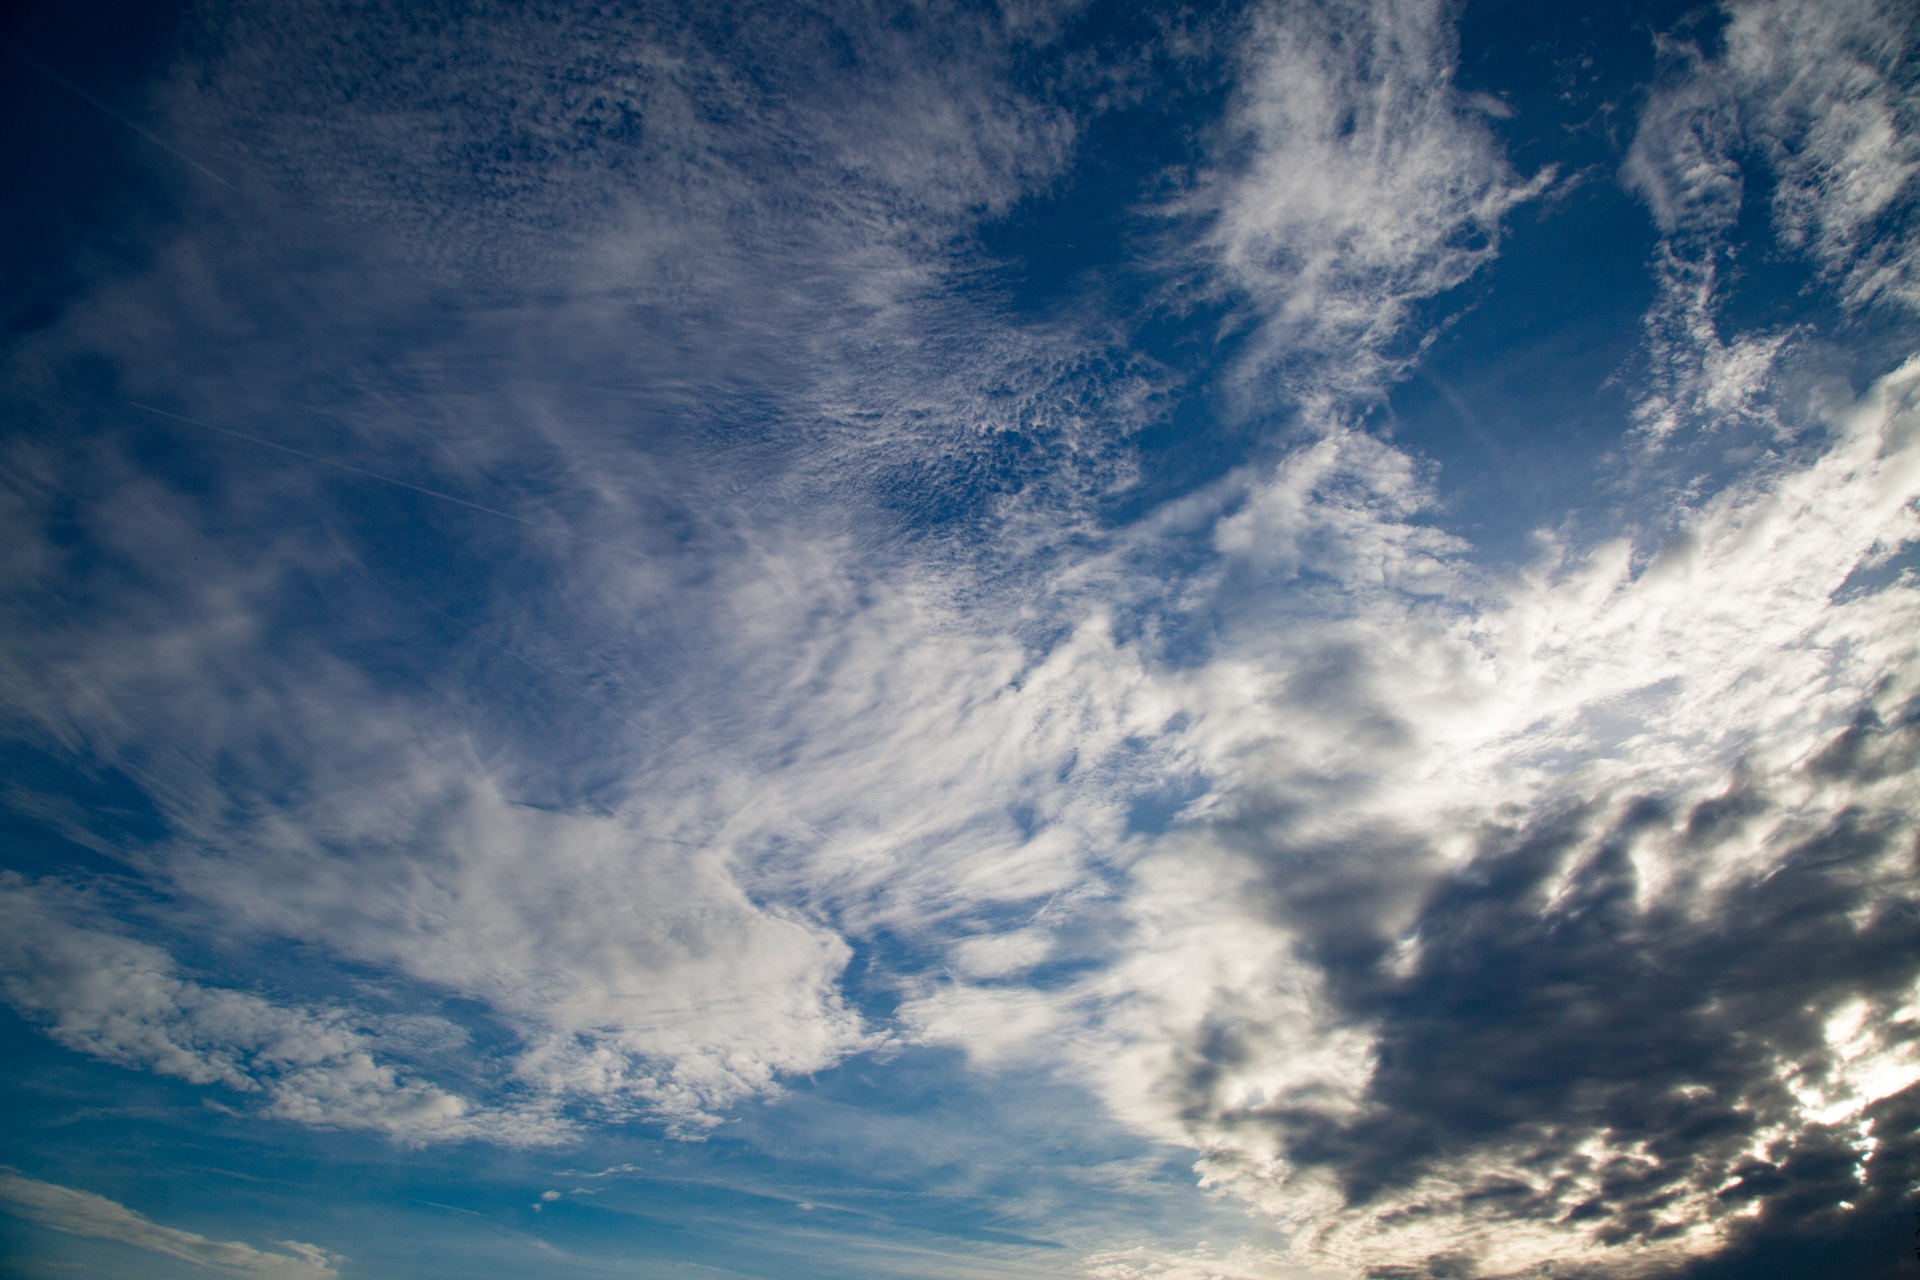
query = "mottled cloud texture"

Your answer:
(0, 0), (1916, 1277)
